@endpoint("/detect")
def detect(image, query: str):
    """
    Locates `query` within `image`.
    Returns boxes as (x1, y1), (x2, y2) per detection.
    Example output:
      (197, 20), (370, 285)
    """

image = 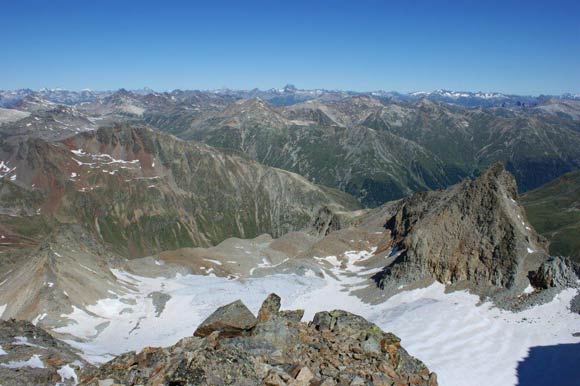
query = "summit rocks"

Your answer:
(80, 294), (437, 386)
